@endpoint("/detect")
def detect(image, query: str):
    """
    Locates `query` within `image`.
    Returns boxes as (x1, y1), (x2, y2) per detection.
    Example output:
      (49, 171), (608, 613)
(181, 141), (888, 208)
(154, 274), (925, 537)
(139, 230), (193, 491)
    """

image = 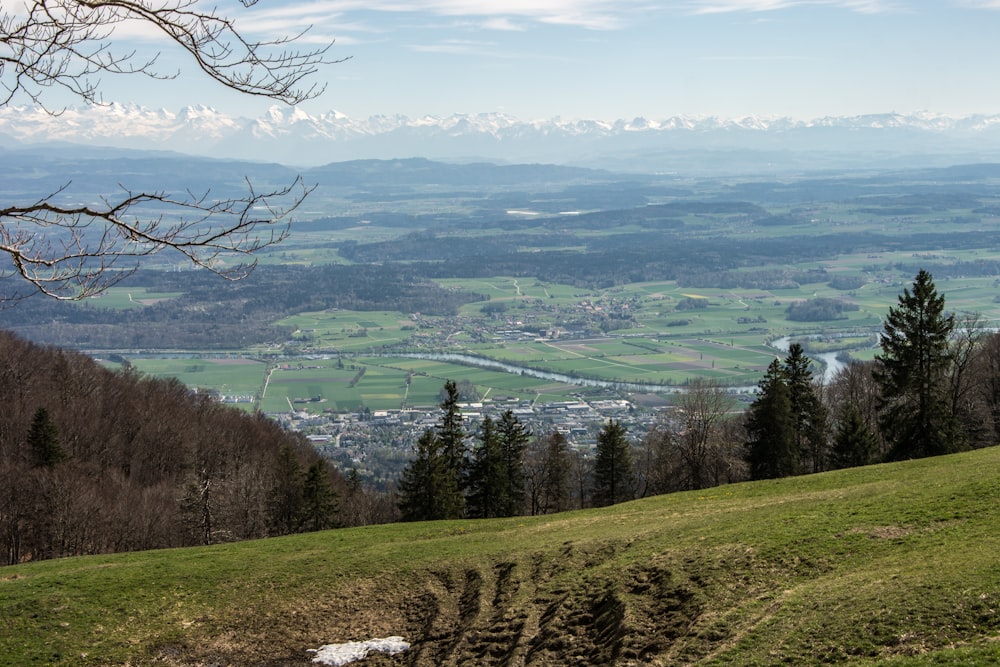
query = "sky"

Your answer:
(81, 0), (1000, 121)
